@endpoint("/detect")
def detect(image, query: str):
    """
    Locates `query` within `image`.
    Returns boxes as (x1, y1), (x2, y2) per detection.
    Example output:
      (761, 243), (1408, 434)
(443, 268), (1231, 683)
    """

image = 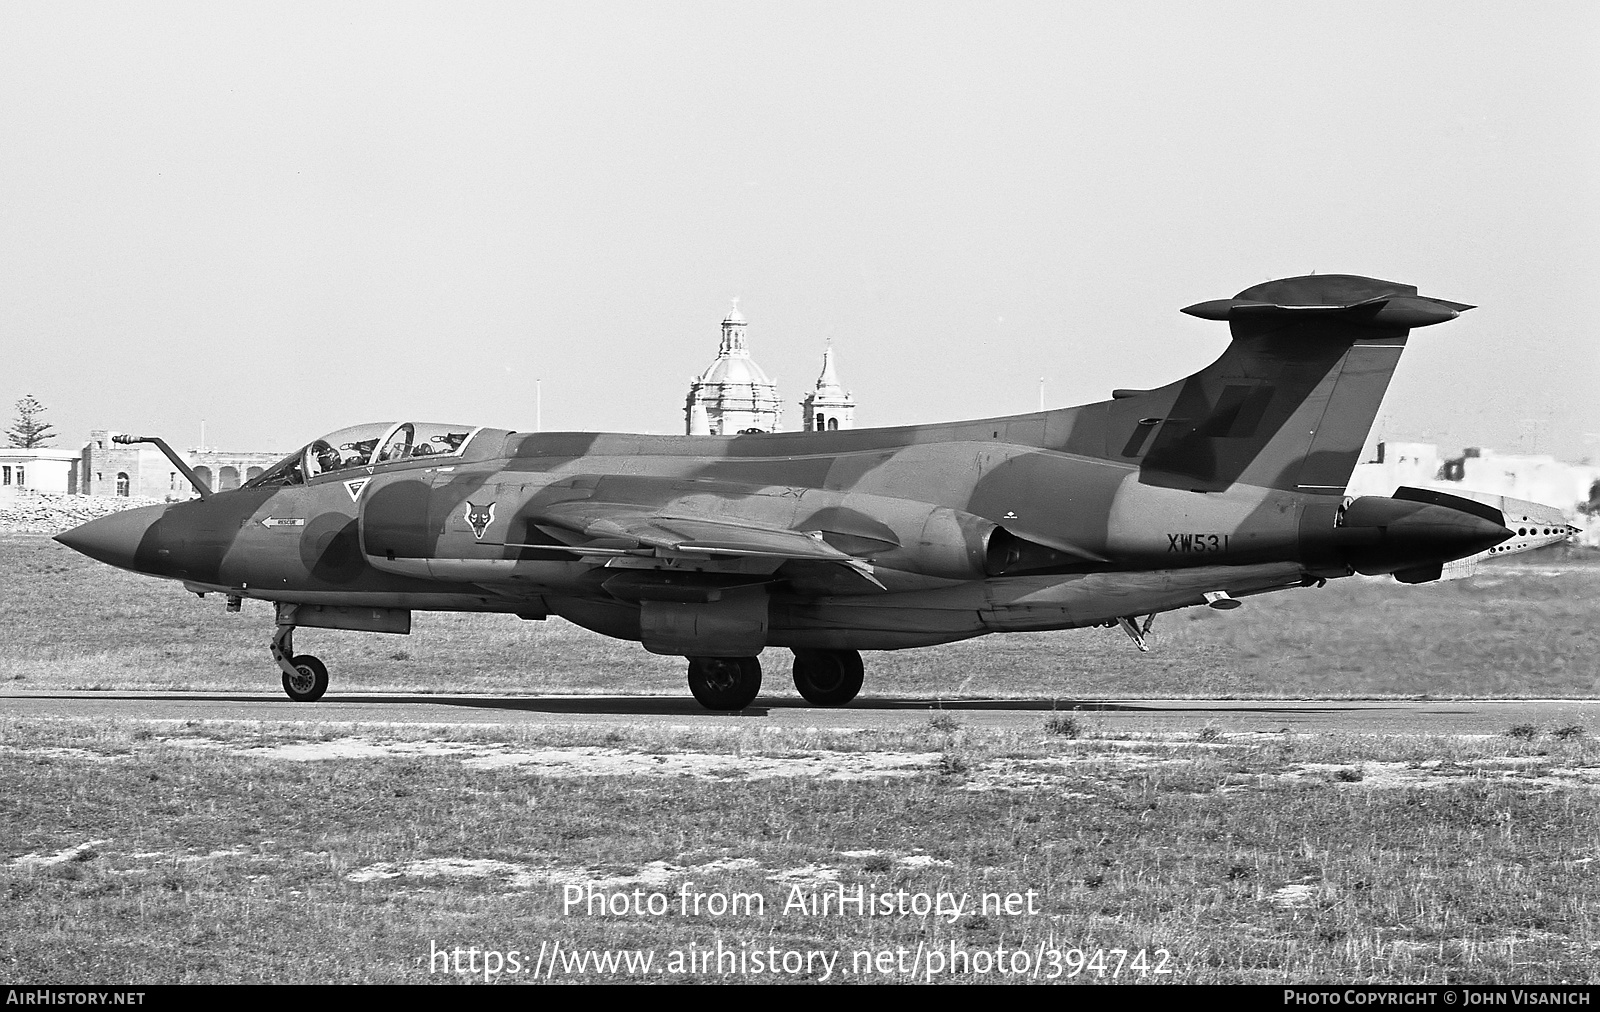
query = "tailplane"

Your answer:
(1111, 275), (1471, 495)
